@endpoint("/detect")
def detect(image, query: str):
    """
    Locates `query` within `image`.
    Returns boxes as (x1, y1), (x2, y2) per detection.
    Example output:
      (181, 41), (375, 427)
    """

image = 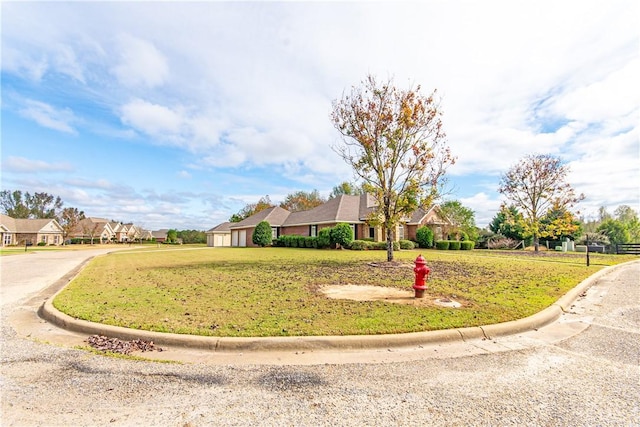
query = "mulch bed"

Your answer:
(86, 335), (163, 355)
